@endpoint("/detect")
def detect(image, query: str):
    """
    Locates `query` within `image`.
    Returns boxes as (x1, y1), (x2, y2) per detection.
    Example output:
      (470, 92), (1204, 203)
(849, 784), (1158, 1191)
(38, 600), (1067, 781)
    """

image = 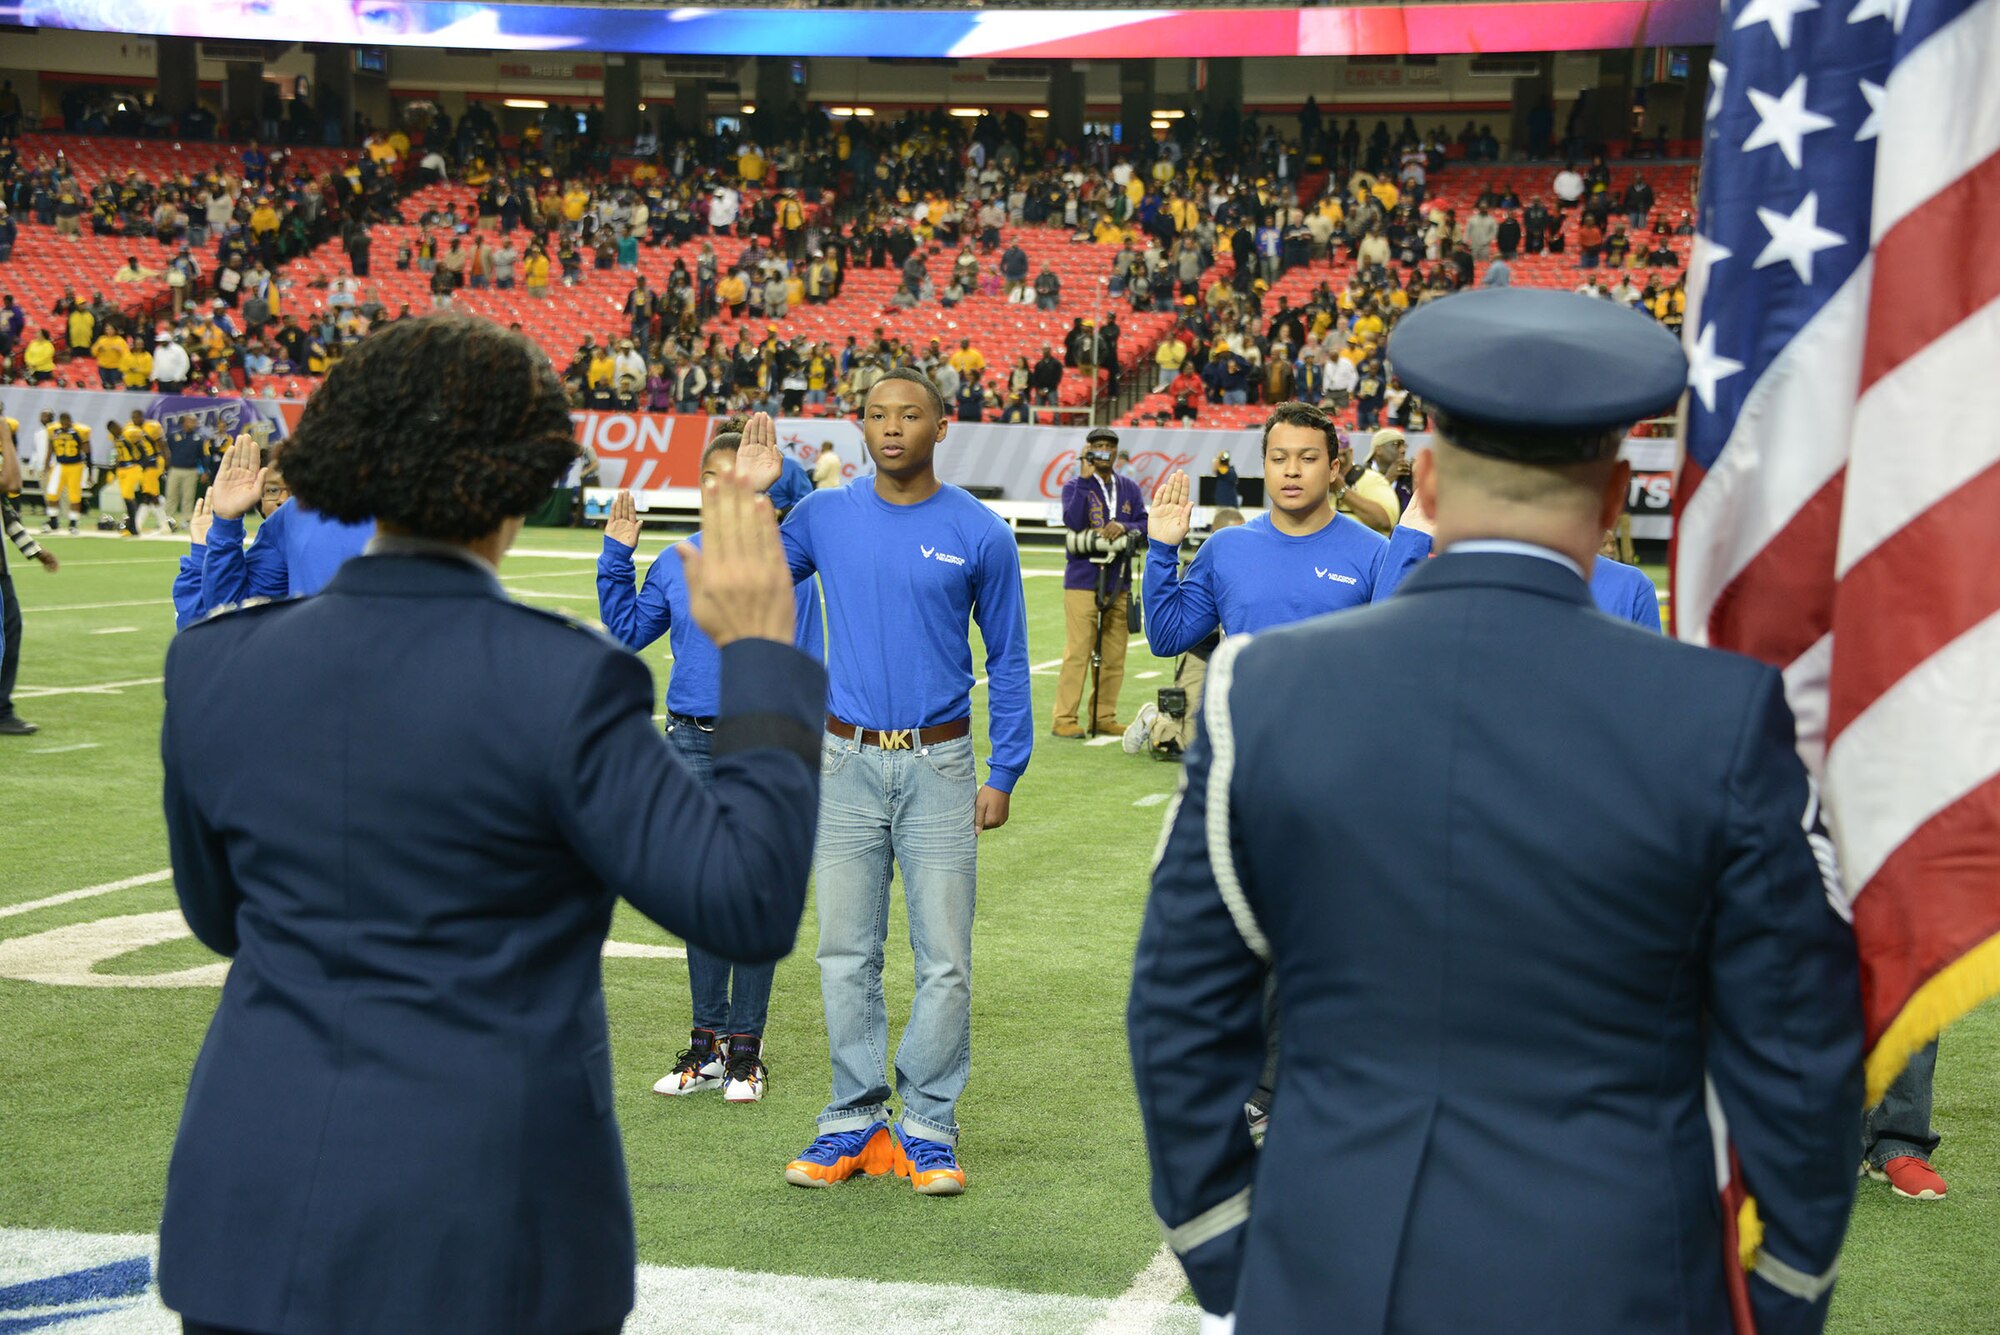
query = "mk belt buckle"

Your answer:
(880, 728), (914, 751)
